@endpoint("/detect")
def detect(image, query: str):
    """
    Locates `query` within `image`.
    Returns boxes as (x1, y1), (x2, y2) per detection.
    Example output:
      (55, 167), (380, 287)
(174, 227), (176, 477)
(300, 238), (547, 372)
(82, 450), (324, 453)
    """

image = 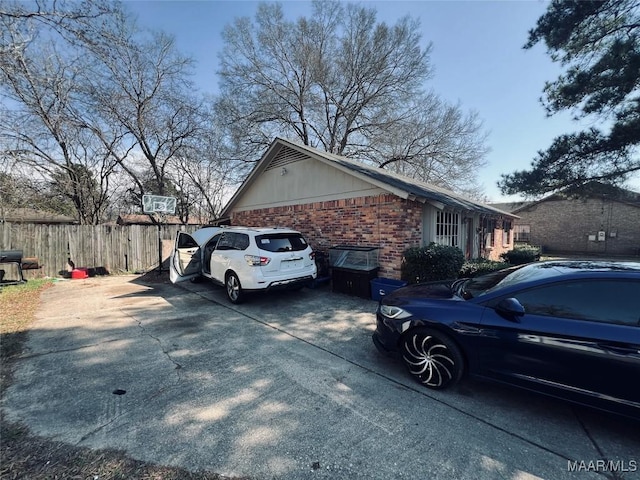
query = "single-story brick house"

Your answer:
(220, 138), (516, 279)
(491, 183), (640, 256)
